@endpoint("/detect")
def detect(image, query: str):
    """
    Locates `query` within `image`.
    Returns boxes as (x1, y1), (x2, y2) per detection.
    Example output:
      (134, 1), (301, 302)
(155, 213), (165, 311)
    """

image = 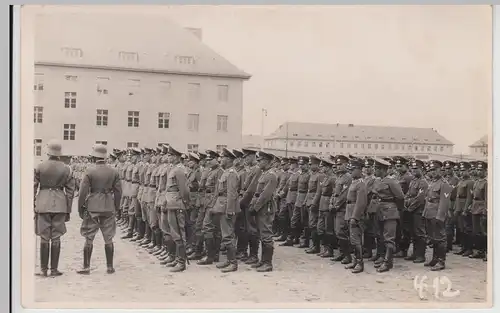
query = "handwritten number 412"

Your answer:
(414, 275), (461, 300)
